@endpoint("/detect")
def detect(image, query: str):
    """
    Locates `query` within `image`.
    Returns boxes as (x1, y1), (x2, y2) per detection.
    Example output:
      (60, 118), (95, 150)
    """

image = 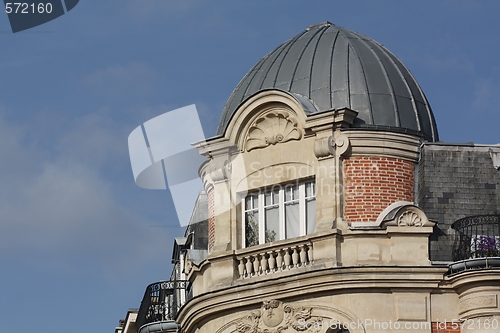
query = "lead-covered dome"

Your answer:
(217, 22), (438, 141)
